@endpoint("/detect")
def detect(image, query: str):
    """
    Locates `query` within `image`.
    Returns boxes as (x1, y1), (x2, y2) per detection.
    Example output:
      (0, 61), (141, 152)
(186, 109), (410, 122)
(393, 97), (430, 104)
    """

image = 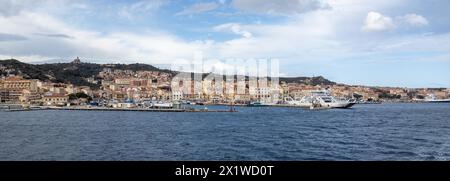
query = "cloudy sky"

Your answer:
(0, 0), (449, 87)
